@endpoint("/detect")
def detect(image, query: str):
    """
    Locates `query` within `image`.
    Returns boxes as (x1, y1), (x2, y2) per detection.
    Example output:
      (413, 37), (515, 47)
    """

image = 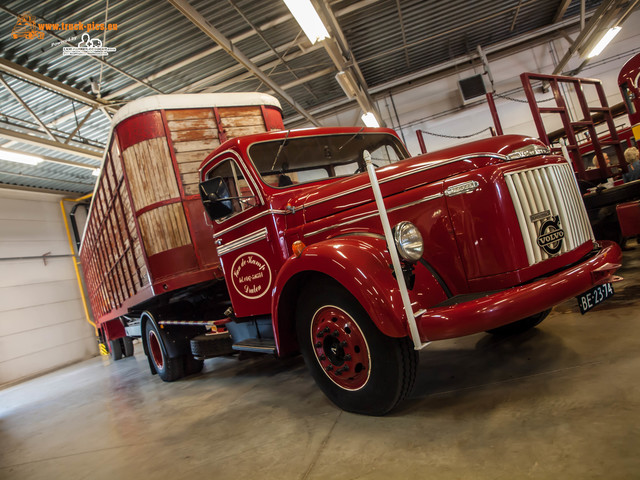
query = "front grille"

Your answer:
(504, 162), (594, 266)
